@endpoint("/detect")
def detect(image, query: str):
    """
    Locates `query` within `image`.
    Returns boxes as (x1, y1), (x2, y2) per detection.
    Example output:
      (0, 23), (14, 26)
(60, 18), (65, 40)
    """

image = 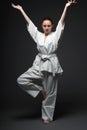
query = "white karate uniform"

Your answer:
(17, 19), (65, 121)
